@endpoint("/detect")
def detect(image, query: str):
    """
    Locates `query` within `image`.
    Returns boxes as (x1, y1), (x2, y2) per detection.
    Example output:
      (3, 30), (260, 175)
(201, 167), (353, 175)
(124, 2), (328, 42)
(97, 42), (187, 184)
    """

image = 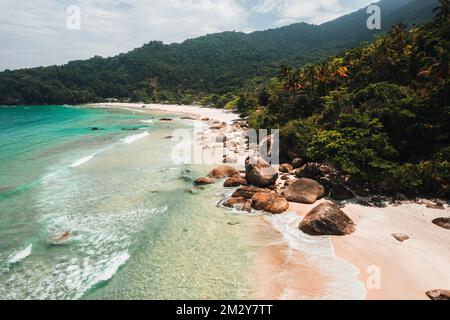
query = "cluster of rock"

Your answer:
(195, 156), (357, 236)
